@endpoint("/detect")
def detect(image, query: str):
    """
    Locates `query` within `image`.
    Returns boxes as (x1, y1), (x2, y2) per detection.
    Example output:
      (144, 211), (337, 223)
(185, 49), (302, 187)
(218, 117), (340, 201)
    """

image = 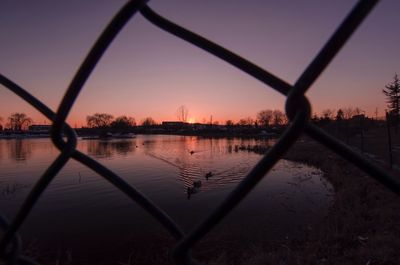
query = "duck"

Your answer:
(205, 171), (213, 179)
(189, 150), (195, 155)
(187, 186), (198, 194)
(187, 186), (199, 199)
(187, 180), (202, 199)
(193, 180), (202, 188)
